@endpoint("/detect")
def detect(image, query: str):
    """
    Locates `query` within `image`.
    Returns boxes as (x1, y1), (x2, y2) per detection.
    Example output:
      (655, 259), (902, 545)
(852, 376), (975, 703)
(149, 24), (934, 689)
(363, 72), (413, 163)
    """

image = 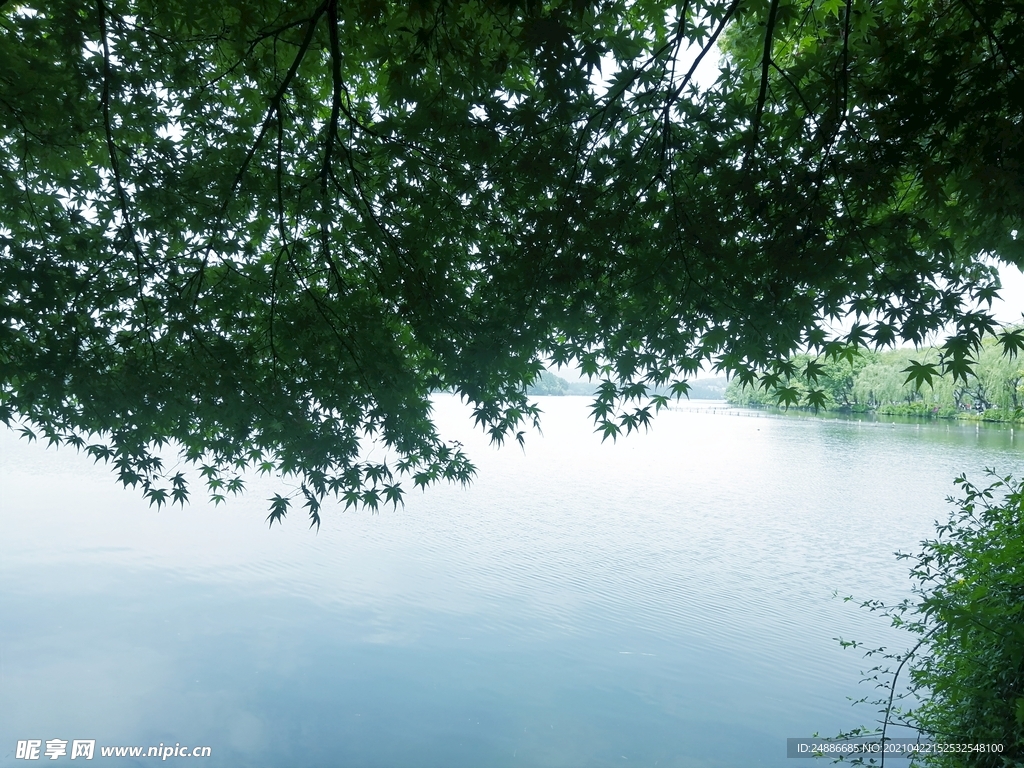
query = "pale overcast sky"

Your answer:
(994, 261), (1024, 325)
